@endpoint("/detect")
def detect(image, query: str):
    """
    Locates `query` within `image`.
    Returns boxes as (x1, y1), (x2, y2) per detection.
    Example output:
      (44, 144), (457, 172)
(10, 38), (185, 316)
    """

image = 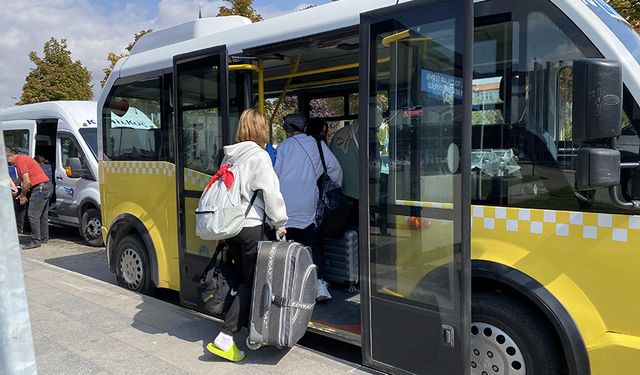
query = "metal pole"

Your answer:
(0, 130), (37, 375)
